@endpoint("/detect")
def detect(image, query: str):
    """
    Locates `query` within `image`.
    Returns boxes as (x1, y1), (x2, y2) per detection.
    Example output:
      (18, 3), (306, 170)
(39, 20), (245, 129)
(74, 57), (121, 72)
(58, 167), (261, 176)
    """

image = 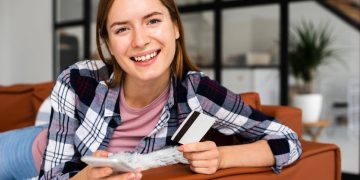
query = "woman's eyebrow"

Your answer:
(109, 11), (164, 28)
(110, 21), (127, 28)
(143, 11), (163, 19)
